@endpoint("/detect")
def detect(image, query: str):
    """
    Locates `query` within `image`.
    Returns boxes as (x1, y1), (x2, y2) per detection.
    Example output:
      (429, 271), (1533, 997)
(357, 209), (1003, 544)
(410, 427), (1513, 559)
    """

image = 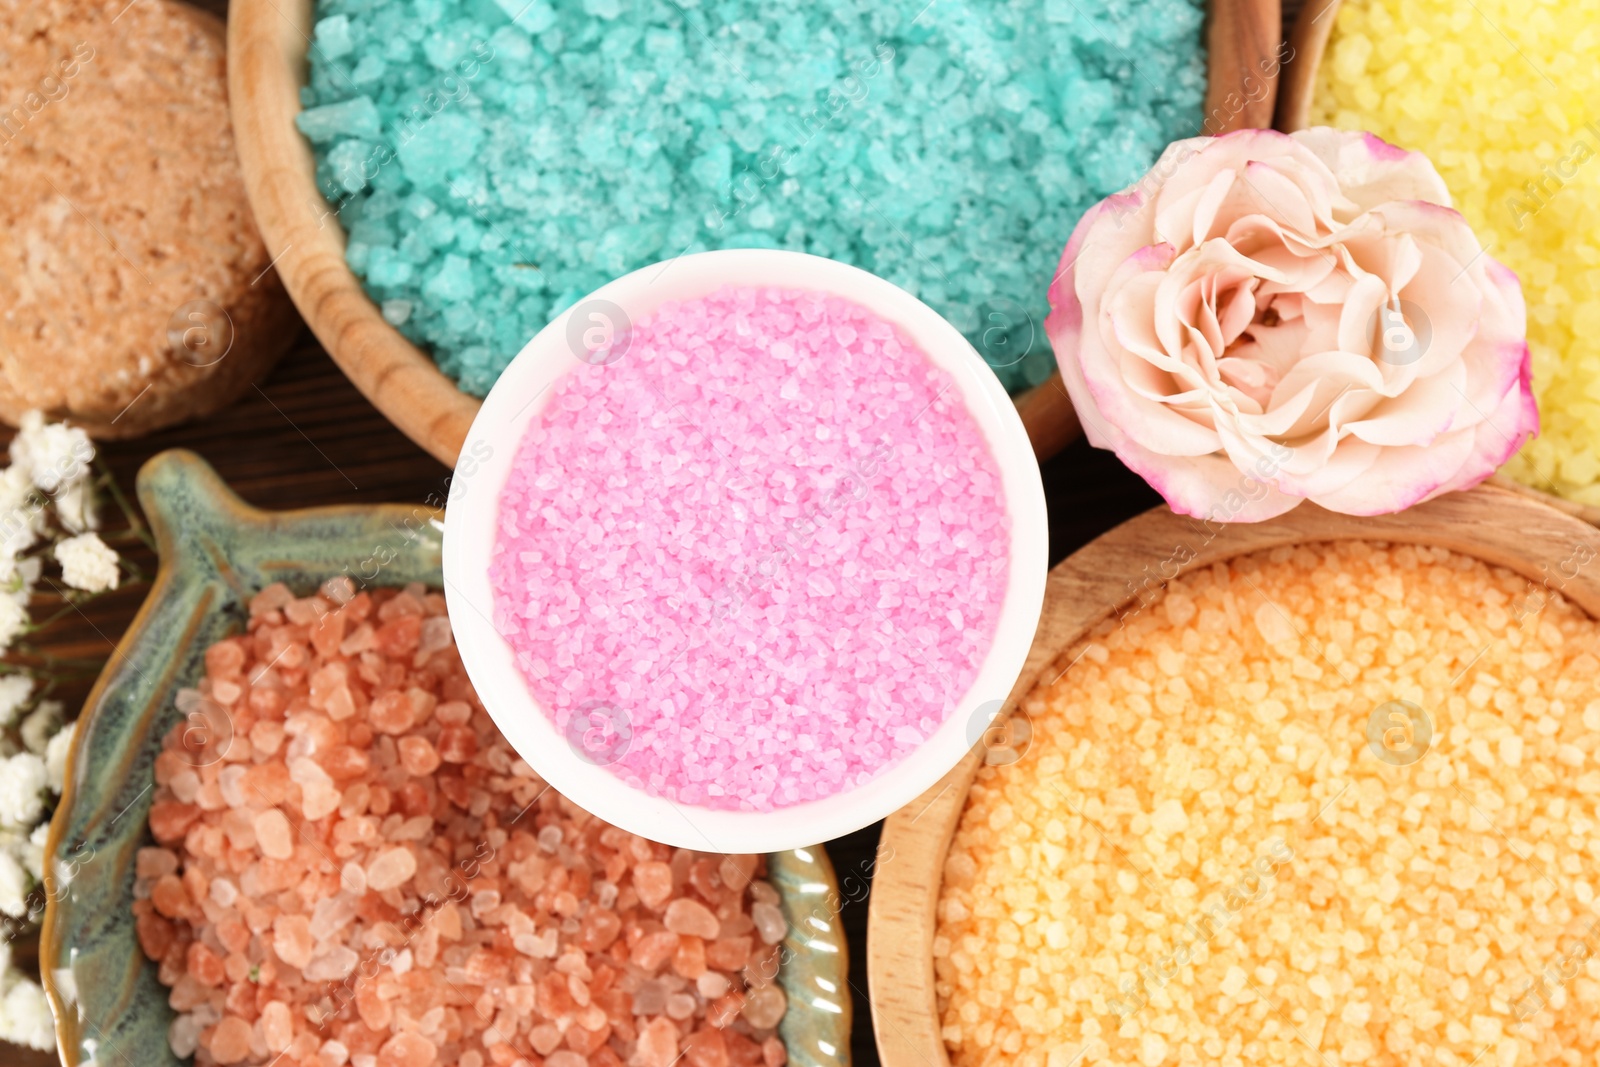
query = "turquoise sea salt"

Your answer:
(299, 0), (1207, 396)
